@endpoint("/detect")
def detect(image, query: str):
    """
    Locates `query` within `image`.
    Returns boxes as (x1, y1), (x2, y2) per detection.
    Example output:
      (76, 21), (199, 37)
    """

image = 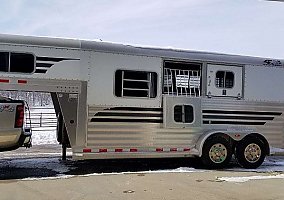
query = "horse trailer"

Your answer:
(0, 34), (283, 168)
